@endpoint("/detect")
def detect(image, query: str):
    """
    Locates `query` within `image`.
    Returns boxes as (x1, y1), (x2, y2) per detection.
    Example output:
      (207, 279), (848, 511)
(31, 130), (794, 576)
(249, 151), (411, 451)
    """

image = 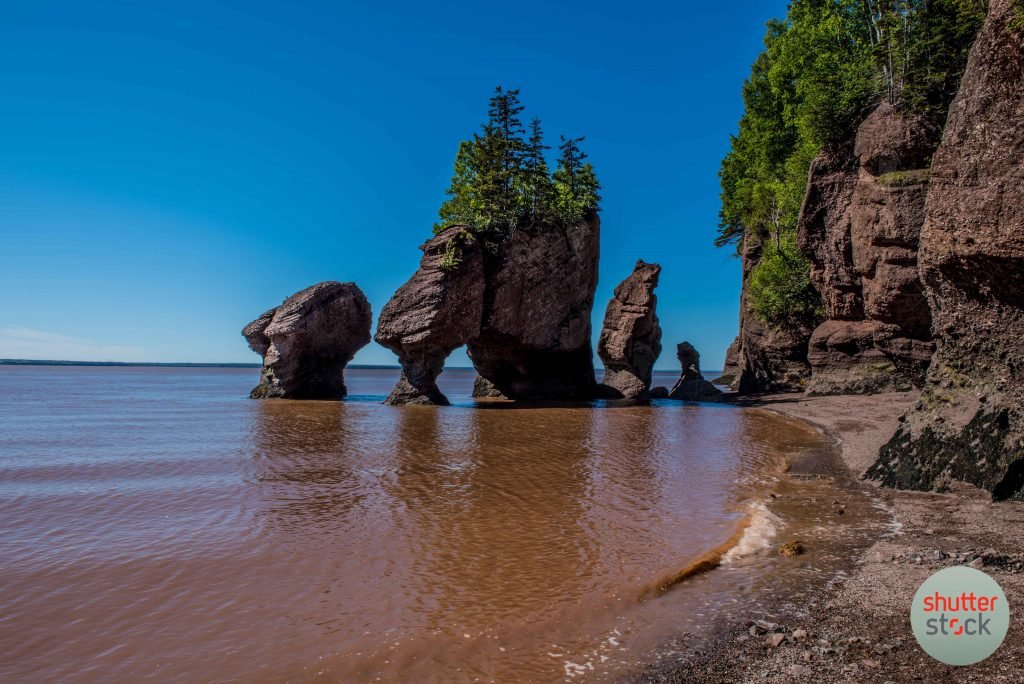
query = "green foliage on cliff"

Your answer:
(718, 0), (985, 328)
(1012, 0), (1024, 31)
(748, 235), (821, 328)
(434, 88), (600, 236)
